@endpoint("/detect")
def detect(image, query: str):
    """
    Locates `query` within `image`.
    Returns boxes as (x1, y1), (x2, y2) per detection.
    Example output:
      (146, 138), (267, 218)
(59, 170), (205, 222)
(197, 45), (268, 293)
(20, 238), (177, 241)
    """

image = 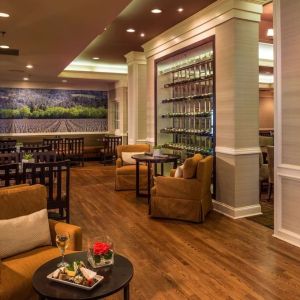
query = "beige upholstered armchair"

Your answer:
(115, 144), (150, 191)
(0, 184), (82, 300)
(151, 155), (213, 223)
